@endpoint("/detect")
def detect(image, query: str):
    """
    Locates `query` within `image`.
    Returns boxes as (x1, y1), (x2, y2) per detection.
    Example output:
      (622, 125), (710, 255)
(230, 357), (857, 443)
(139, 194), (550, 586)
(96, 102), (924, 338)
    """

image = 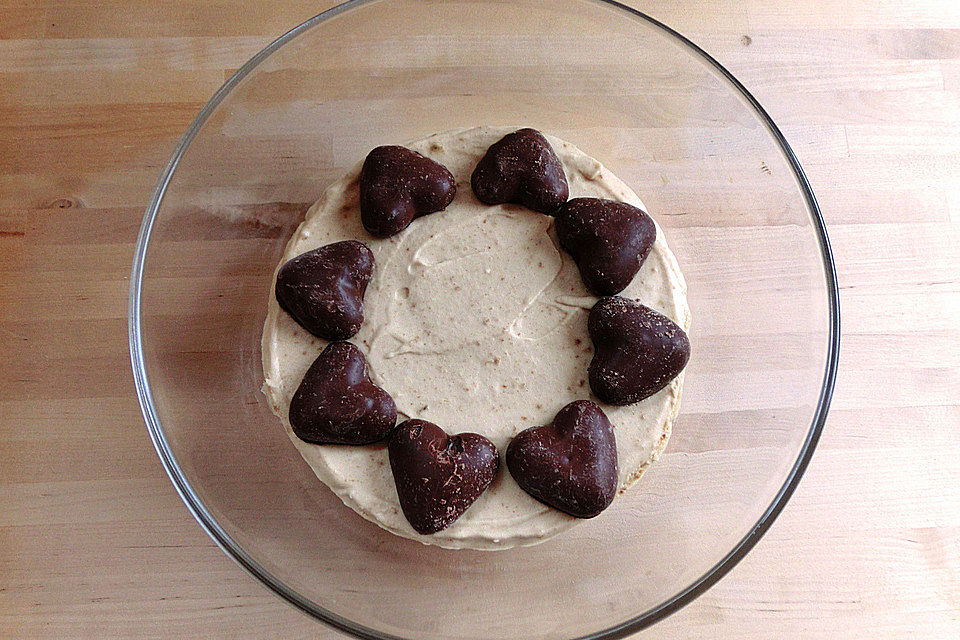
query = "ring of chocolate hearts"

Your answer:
(274, 129), (690, 533)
